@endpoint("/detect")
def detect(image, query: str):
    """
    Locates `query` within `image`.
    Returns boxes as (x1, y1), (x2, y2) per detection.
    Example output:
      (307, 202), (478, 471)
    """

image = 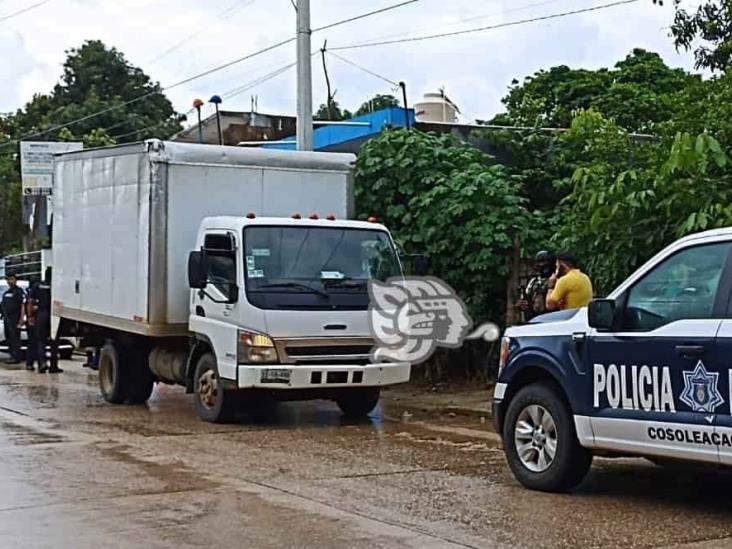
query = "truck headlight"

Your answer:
(238, 330), (278, 364)
(498, 336), (511, 374)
